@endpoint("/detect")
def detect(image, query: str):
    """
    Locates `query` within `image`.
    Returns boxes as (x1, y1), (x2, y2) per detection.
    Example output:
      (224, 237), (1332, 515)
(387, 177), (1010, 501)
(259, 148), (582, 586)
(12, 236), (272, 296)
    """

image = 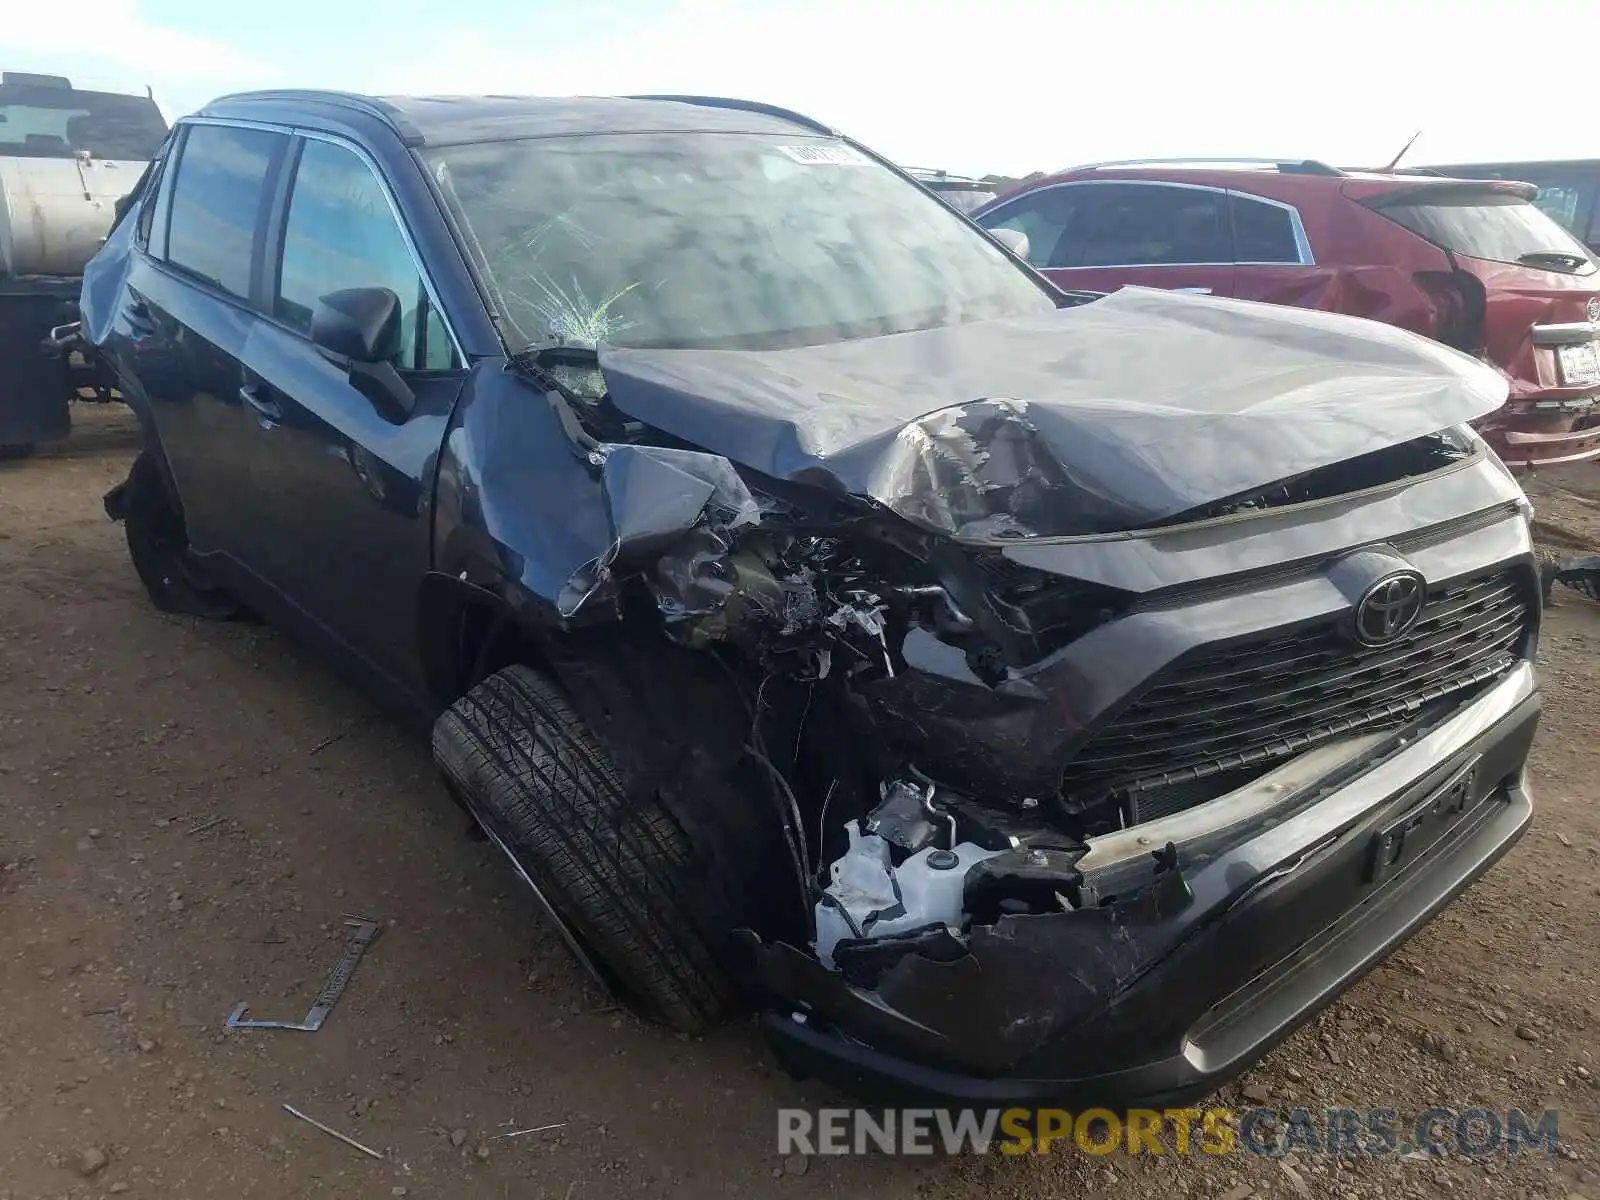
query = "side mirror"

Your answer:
(310, 287), (414, 422)
(311, 286), (400, 363)
(987, 227), (1030, 262)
